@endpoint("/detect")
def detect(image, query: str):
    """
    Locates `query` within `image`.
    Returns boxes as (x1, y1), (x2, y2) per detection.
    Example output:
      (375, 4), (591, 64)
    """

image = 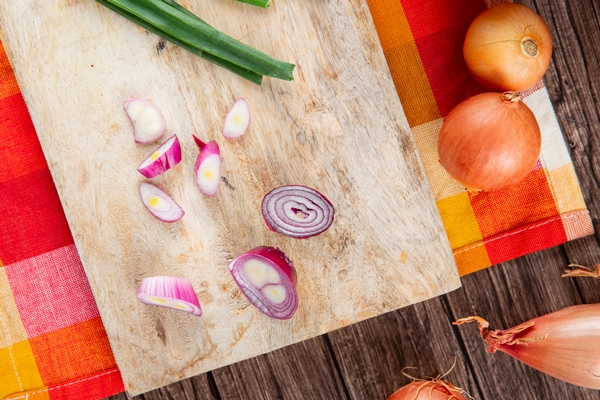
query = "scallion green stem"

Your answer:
(95, 0), (293, 83)
(237, 0), (271, 9)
